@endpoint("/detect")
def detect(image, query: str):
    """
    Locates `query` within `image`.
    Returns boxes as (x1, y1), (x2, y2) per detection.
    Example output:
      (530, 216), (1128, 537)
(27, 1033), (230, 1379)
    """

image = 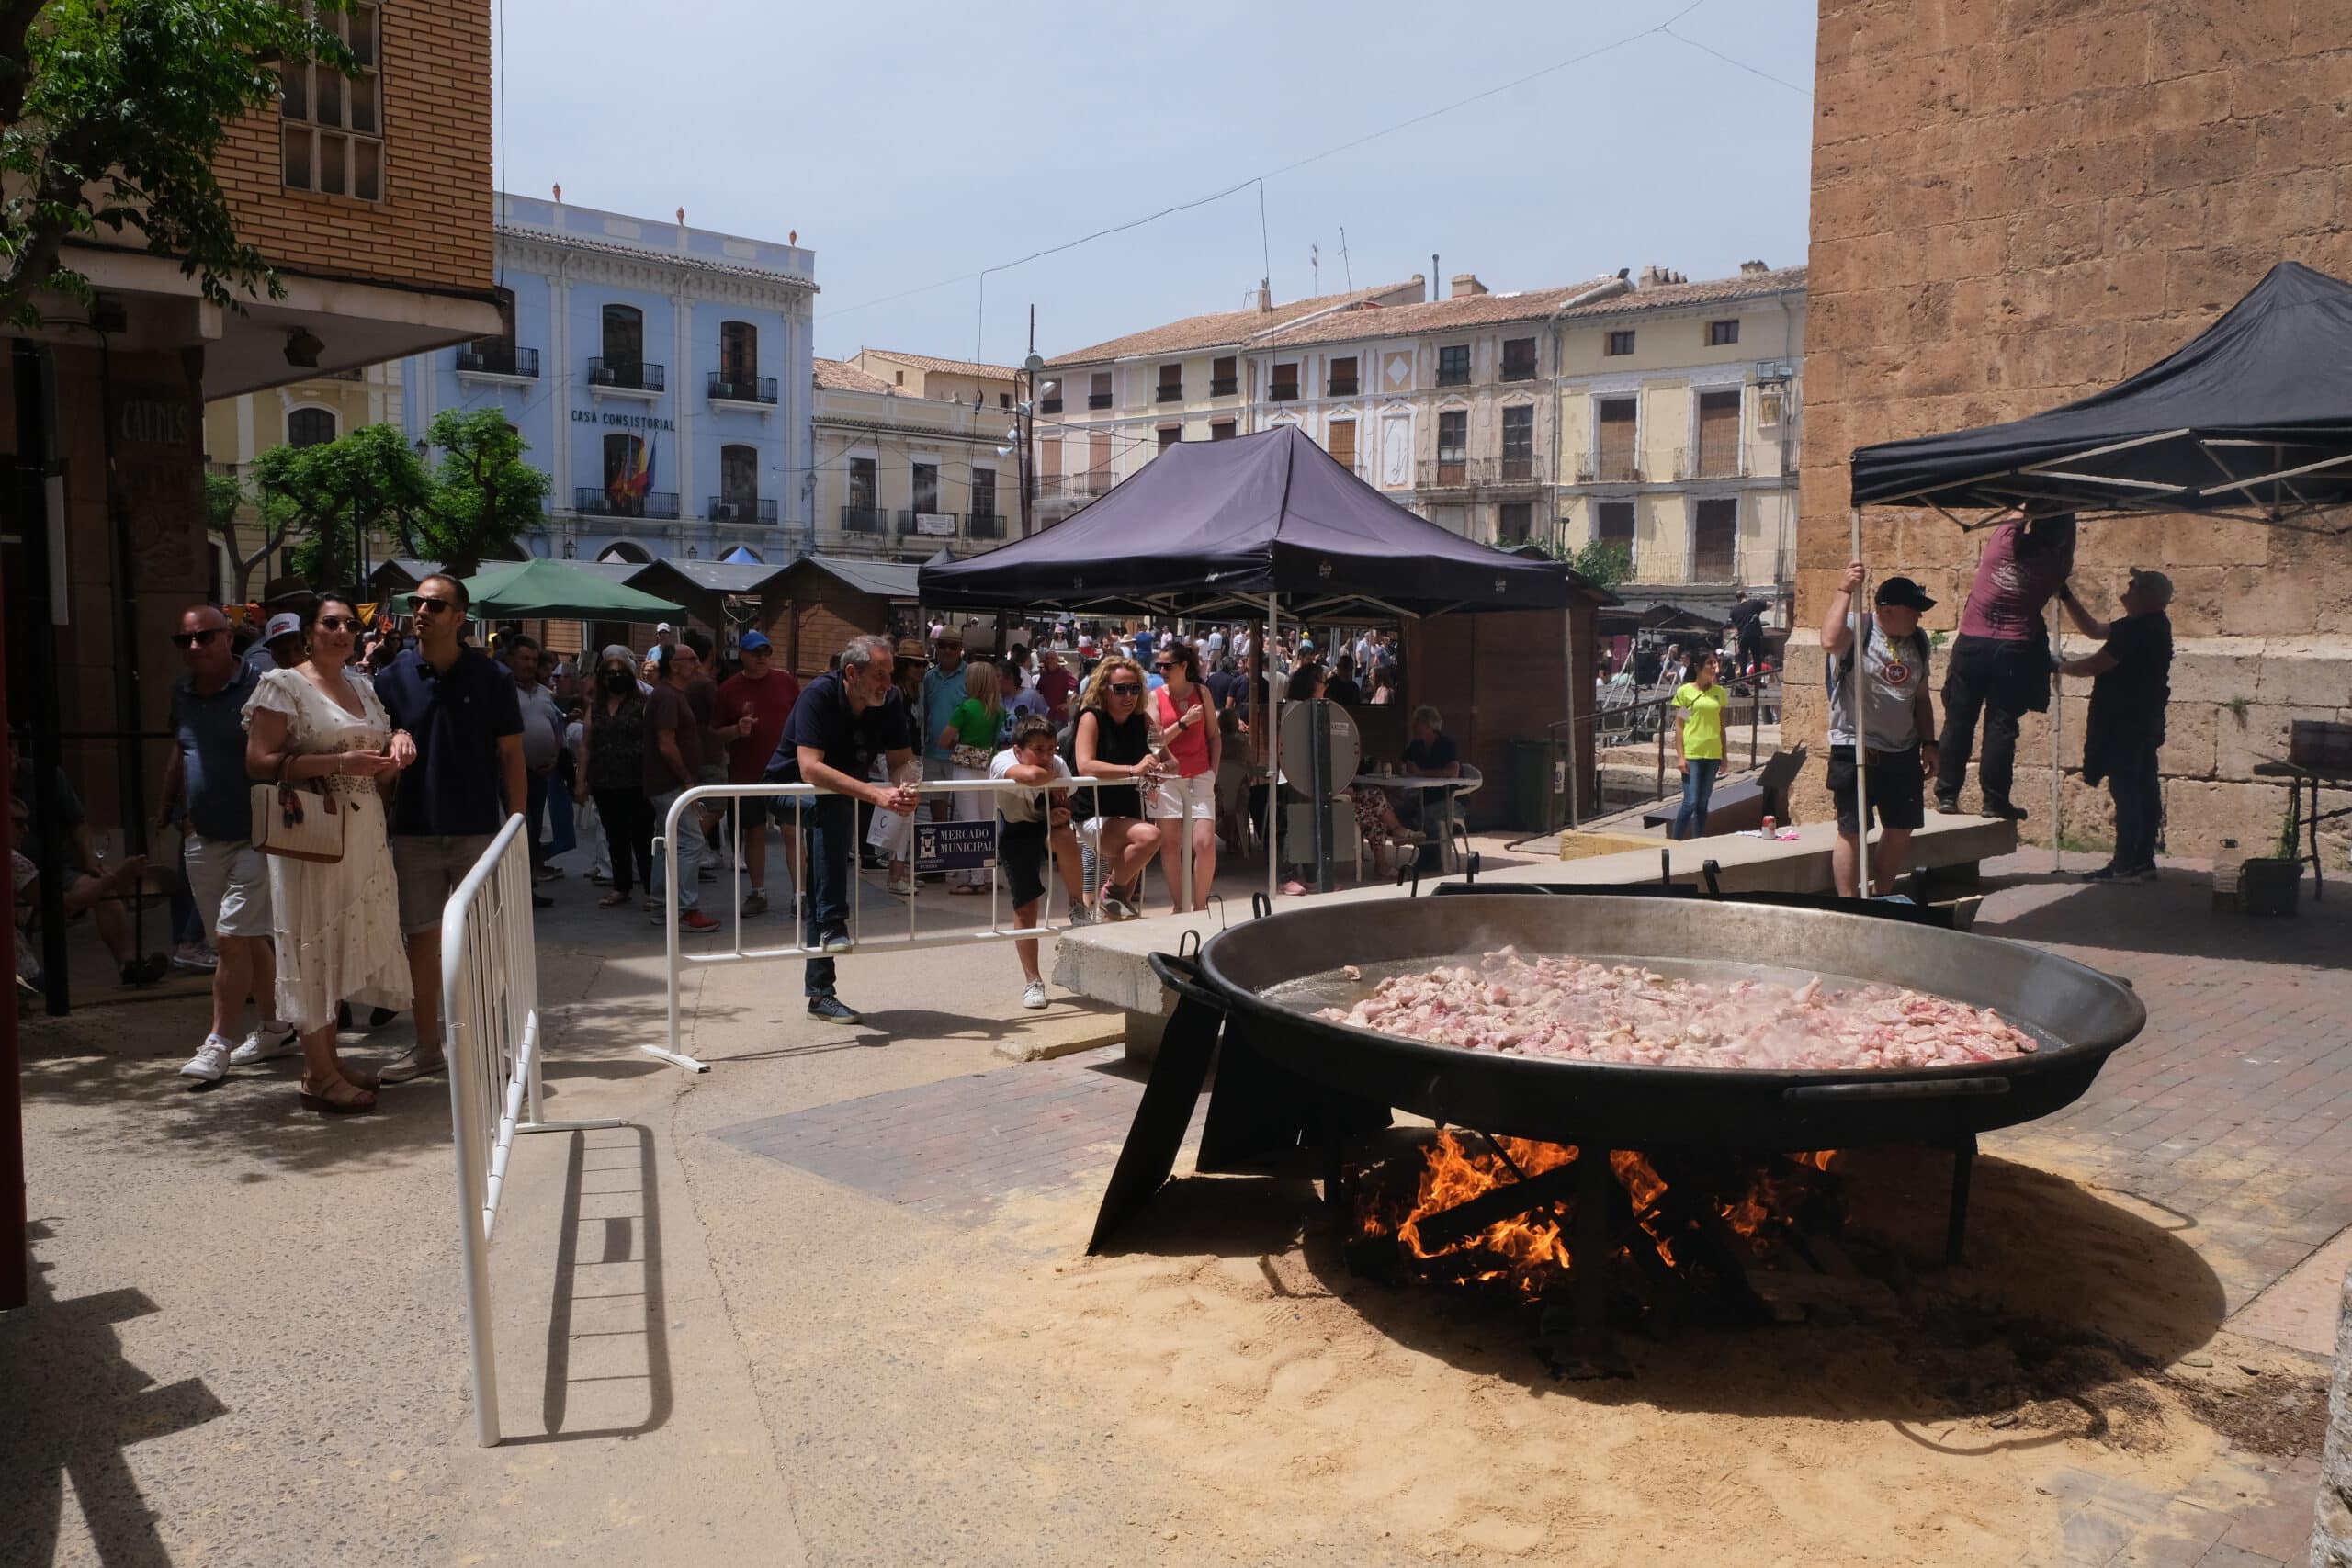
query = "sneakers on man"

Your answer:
(1067, 903), (1100, 927)
(741, 890), (768, 917)
(820, 929), (854, 953)
(179, 1034), (234, 1082)
(120, 953), (169, 987)
(228, 1023), (298, 1066)
(1933, 798), (1962, 816)
(1022, 981), (1048, 1010)
(1985, 801), (2030, 822)
(378, 1045), (447, 1084)
(171, 942), (219, 972)
(2079, 863), (2128, 882)
(807, 995), (863, 1024)
(679, 910), (721, 935)
(884, 876), (915, 897)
